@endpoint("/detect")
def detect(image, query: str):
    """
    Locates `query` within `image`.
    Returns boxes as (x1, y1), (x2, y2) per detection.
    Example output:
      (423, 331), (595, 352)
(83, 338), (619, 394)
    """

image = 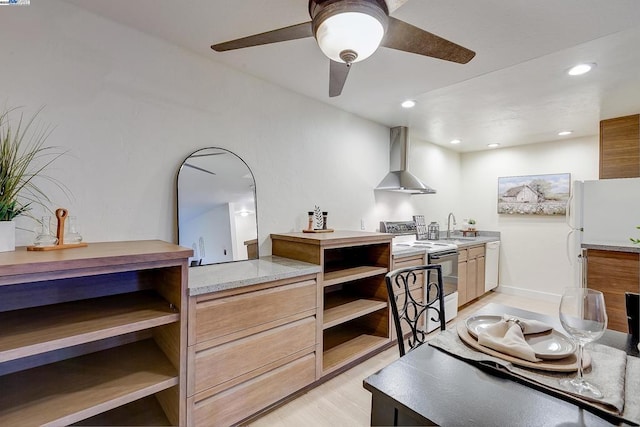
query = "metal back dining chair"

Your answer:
(626, 292), (639, 338)
(386, 264), (445, 357)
